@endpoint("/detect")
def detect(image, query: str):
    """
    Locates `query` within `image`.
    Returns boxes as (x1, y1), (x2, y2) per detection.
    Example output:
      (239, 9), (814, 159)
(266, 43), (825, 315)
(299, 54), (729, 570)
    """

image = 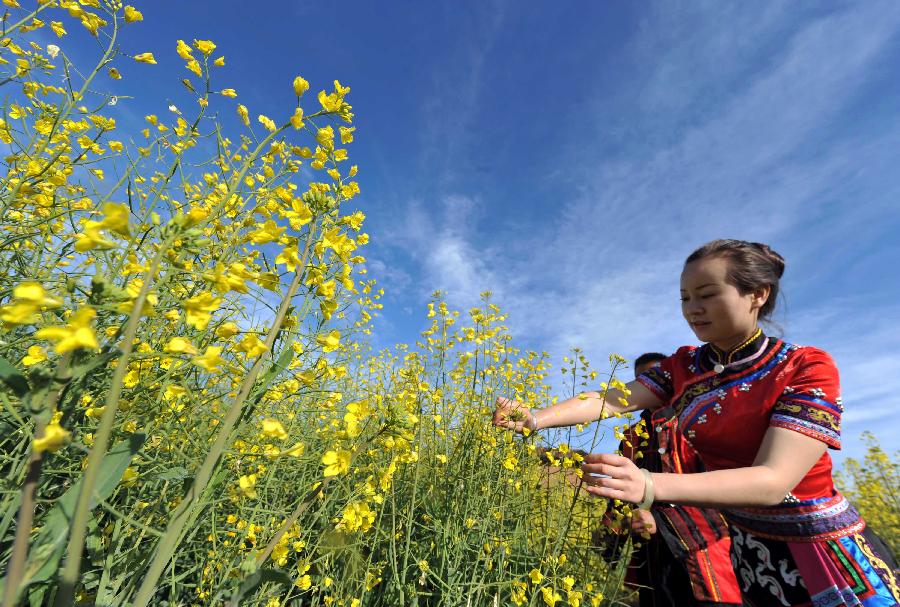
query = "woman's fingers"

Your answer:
(581, 453), (645, 504)
(582, 452), (627, 467)
(584, 484), (627, 500)
(491, 397), (531, 434)
(499, 420), (525, 432)
(580, 462), (612, 477)
(582, 474), (628, 491)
